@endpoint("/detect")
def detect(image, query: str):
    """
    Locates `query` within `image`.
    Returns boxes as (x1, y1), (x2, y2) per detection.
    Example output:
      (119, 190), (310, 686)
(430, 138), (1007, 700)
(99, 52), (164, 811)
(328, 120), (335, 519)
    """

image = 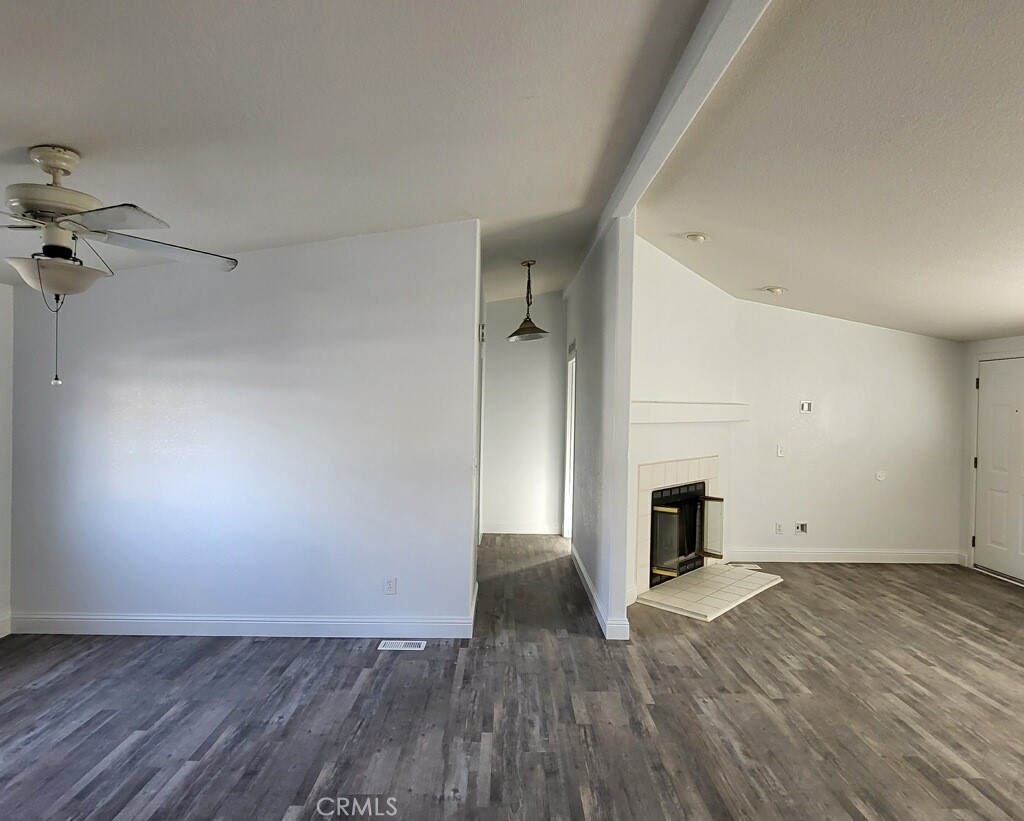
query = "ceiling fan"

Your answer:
(1, 144), (237, 296)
